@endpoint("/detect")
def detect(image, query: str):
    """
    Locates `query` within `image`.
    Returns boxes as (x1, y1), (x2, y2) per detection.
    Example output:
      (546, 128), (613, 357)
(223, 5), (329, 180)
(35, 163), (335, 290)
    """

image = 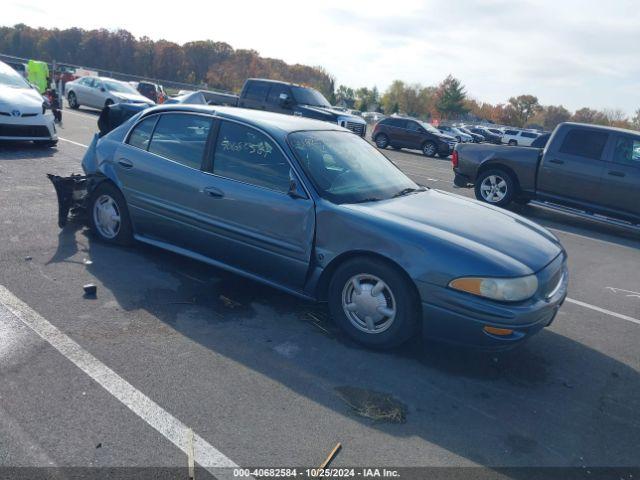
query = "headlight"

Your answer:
(449, 275), (538, 302)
